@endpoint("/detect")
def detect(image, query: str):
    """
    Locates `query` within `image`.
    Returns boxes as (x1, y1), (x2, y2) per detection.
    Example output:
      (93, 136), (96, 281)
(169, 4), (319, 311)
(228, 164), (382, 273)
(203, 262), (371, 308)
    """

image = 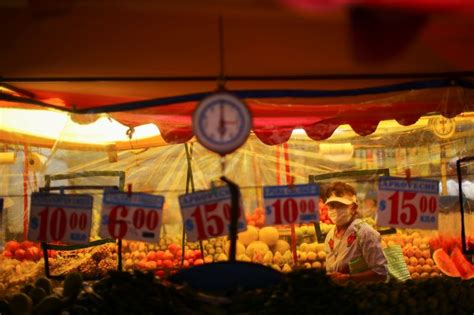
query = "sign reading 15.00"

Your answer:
(99, 190), (164, 243)
(28, 193), (93, 244)
(377, 176), (439, 230)
(179, 186), (247, 242)
(264, 184), (320, 226)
